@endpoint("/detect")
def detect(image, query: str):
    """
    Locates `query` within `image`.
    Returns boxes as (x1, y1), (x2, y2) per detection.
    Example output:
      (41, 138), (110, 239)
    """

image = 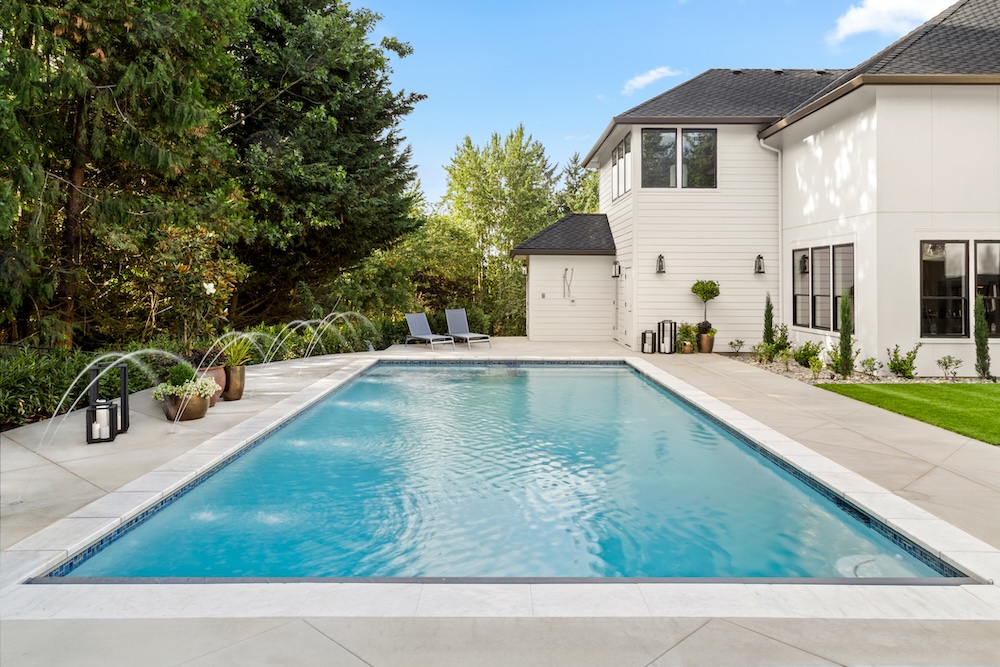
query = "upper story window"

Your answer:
(611, 133), (631, 201)
(641, 128), (717, 189)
